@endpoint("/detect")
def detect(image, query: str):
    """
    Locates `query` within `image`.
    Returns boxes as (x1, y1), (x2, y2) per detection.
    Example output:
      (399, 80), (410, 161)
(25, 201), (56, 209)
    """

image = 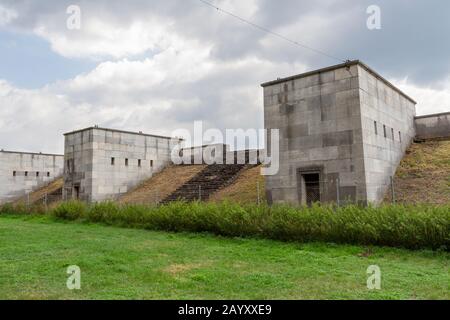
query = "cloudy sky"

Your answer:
(0, 0), (449, 153)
